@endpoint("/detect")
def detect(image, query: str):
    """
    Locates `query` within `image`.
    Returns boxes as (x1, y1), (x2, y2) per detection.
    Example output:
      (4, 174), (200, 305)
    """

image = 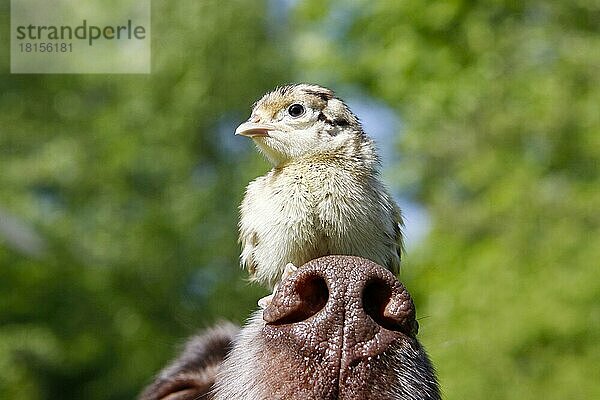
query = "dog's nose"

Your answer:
(264, 255), (417, 337)
(261, 255), (420, 399)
